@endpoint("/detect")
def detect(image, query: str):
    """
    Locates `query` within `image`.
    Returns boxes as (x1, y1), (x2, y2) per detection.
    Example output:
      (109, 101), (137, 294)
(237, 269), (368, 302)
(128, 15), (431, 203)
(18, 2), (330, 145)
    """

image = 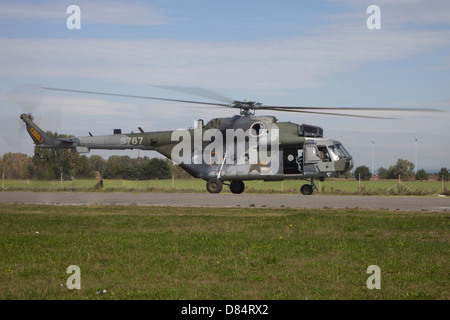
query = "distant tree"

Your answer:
(138, 157), (171, 180)
(0, 153), (32, 179)
(20, 162), (34, 180)
(32, 131), (79, 180)
(377, 167), (388, 179)
(390, 158), (415, 180)
(102, 155), (170, 180)
(415, 168), (429, 181)
(354, 165), (371, 181)
(89, 155), (107, 175)
(74, 155), (95, 178)
(377, 159), (415, 180)
(437, 167), (449, 181)
(103, 155), (135, 179)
